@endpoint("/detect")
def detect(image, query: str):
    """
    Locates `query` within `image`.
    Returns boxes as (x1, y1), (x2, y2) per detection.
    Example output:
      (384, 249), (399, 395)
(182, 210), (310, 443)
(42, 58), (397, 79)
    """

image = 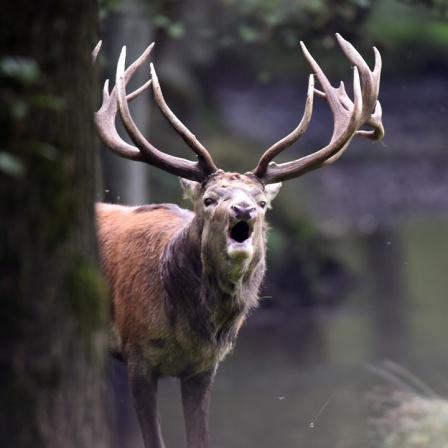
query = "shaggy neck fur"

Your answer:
(161, 214), (266, 347)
